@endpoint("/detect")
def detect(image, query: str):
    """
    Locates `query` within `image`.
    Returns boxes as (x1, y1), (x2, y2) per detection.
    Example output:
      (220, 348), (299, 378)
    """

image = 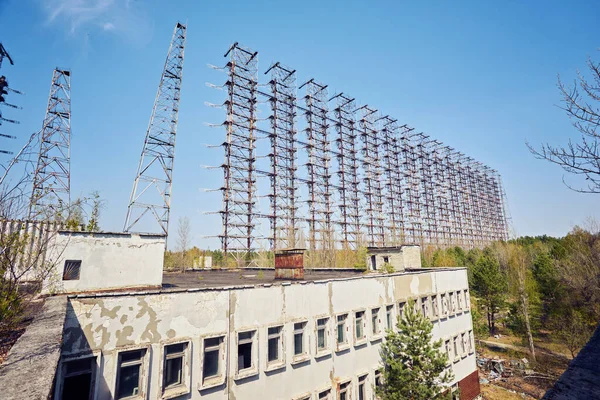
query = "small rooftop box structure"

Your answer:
(366, 245), (421, 272)
(274, 248), (305, 280)
(42, 231), (166, 294)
